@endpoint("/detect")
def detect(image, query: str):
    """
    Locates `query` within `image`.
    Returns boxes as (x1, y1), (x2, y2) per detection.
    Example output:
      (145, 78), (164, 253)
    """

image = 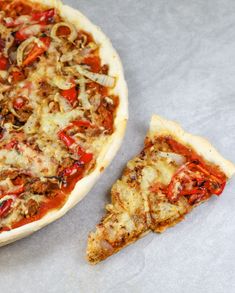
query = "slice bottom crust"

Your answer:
(87, 115), (235, 264)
